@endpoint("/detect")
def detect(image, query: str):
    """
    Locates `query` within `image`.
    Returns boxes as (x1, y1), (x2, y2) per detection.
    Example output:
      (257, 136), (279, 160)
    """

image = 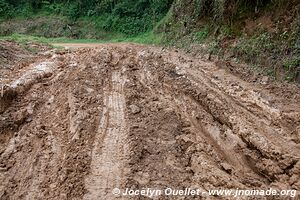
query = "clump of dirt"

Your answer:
(0, 44), (299, 199)
(0, 40), (51, 80)
(0, 41), (54, 116)
(0, 40), (49, 67)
